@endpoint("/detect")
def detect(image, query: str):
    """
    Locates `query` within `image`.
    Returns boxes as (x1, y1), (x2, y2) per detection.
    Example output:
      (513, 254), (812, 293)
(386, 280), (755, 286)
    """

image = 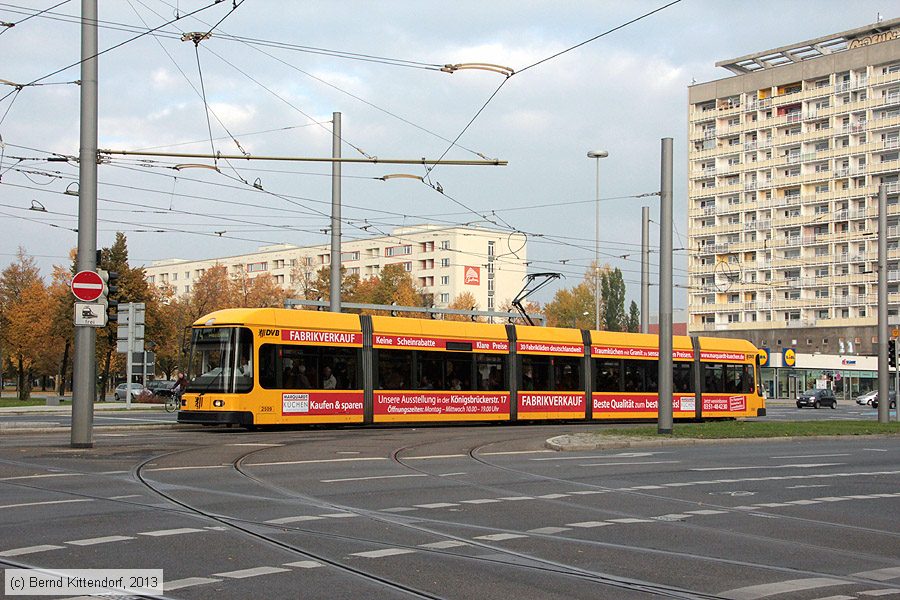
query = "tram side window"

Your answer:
(258, 344), (359, 390)
(702, 363), (725, 393)
(522, 355), (582, 391)
(417, 351), (474, 391)
(724, 363), (754, 393)
(673, 362), (694, 394)
(378, 350), (413, 389)
(623, 359), (653, 392)
(476, 354), (506, 391)
(521, 355), (551, 390)
(554, 357), (582, 391)
(595, 359), (621, 392)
